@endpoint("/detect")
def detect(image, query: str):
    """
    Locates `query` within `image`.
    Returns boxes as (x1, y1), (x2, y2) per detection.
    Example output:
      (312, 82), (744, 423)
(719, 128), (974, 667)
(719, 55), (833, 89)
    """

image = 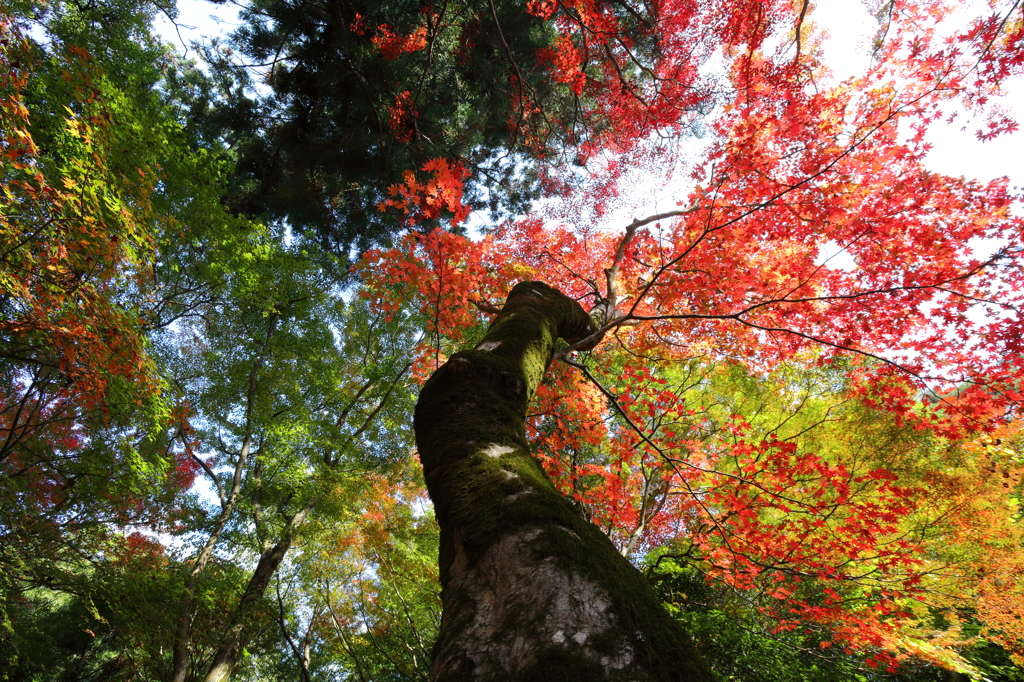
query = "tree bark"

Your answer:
(202, 503), (313, 682)
(170, 433), (256, 682)
(414, 281), (715, 682)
